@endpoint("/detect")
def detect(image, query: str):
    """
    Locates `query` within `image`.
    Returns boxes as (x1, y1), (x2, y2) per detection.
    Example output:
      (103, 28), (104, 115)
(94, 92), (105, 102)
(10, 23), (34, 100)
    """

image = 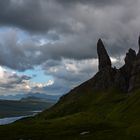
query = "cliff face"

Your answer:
(96, 37), (140, 92)
(65, 37), (140, 94)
